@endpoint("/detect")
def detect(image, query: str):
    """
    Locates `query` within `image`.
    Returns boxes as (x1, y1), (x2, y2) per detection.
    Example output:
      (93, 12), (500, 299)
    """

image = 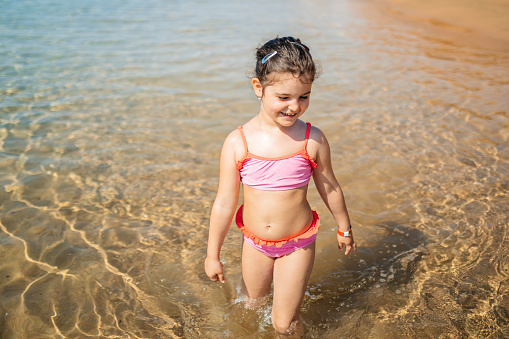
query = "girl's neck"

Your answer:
(255, 112), (301, 132)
